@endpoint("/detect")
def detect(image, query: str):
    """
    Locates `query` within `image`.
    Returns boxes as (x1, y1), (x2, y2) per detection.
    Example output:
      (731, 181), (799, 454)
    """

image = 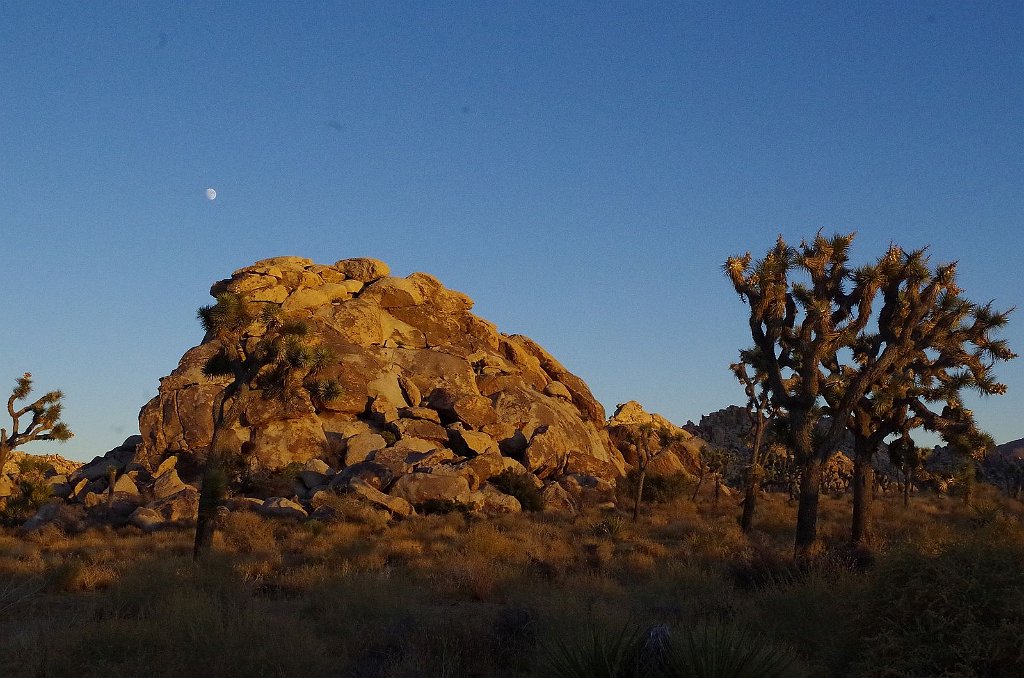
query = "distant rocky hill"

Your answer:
(21, 256), (637, 530)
